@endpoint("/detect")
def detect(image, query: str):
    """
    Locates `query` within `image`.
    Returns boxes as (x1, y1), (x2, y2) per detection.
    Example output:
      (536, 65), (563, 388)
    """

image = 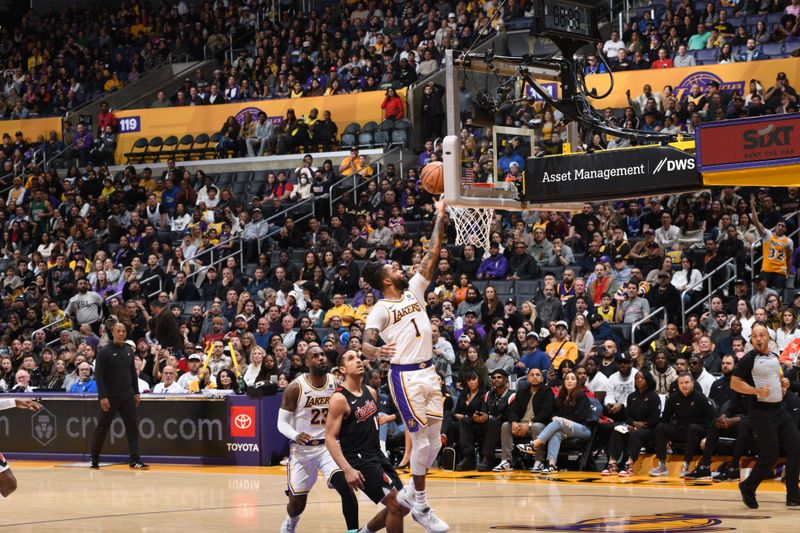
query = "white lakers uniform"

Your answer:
(365, 273), (443, 432)
(286, 374), (340, 495)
